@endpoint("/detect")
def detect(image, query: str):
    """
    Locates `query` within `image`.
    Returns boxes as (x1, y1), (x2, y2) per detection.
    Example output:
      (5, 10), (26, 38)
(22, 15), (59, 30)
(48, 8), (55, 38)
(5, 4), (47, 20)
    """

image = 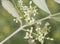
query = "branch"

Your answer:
(0, 12), (60, 44)
(0, 25), (28, 44)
